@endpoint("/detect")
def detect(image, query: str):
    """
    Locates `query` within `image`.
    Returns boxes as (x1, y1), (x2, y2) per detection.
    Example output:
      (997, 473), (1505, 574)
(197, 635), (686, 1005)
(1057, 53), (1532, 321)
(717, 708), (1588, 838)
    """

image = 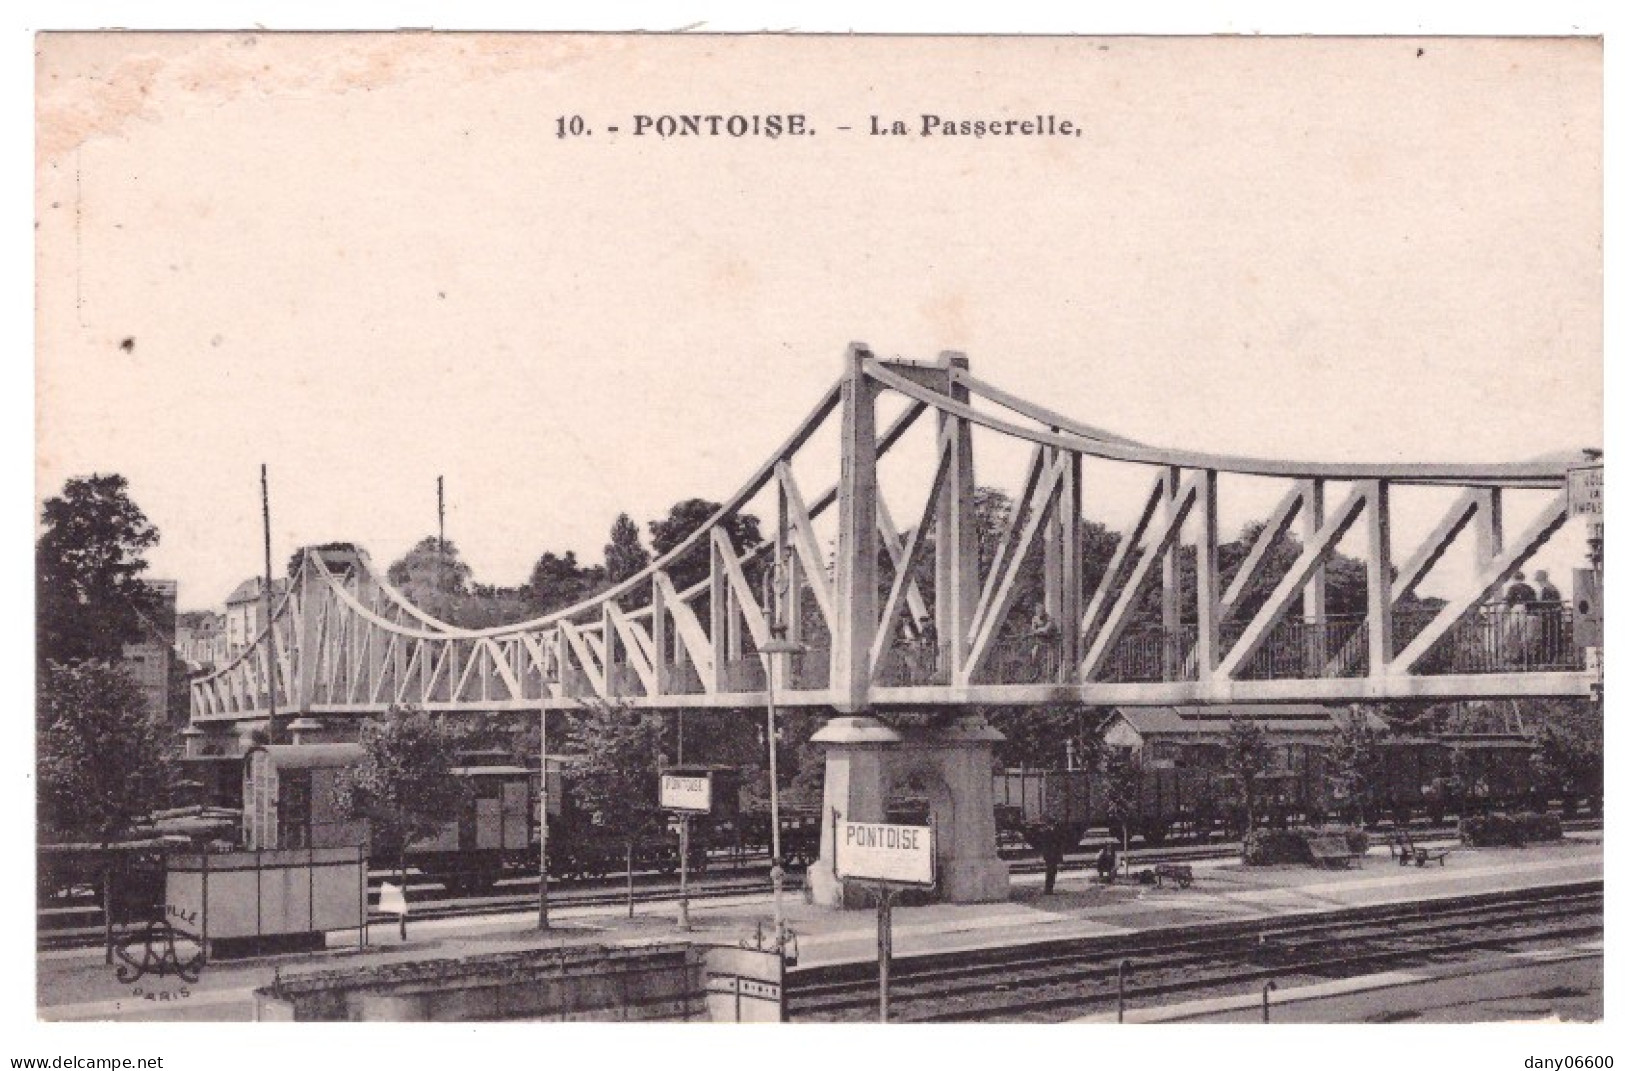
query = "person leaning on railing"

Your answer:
(1026, 608), (1061, 680)
(1501, 572), (1537, 667)
(1531, 570), (1565, 666)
